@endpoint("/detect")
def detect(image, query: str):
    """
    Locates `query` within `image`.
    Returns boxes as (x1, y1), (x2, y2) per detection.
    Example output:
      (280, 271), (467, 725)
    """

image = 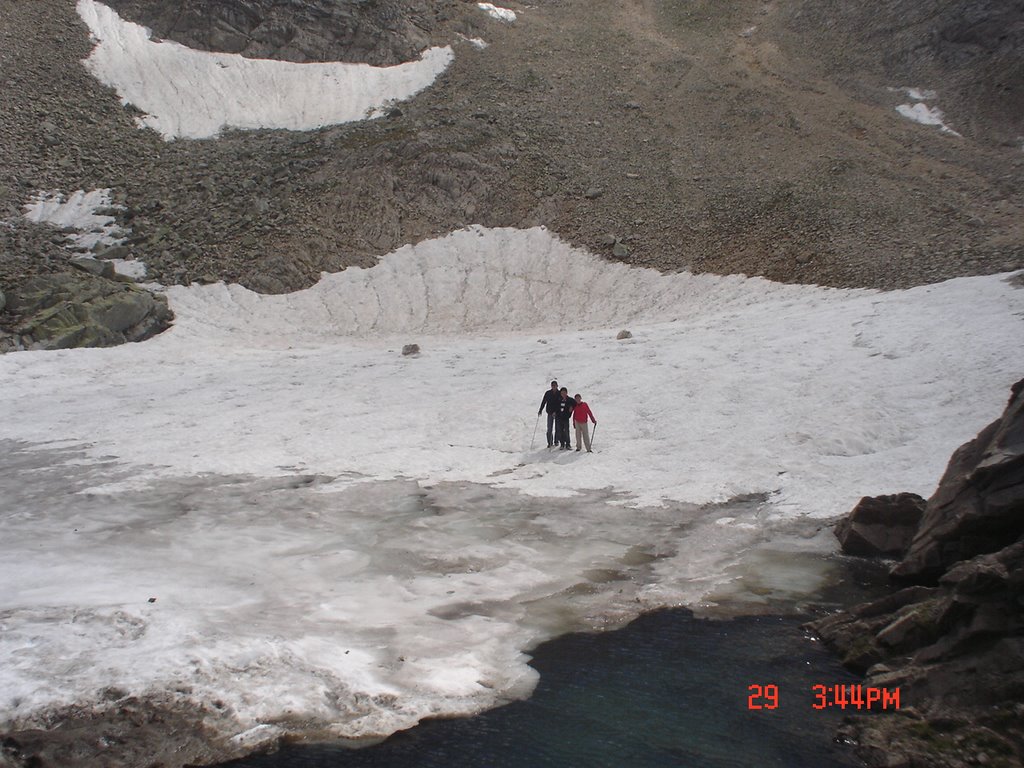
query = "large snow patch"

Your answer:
(76, 0), (454, 139)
